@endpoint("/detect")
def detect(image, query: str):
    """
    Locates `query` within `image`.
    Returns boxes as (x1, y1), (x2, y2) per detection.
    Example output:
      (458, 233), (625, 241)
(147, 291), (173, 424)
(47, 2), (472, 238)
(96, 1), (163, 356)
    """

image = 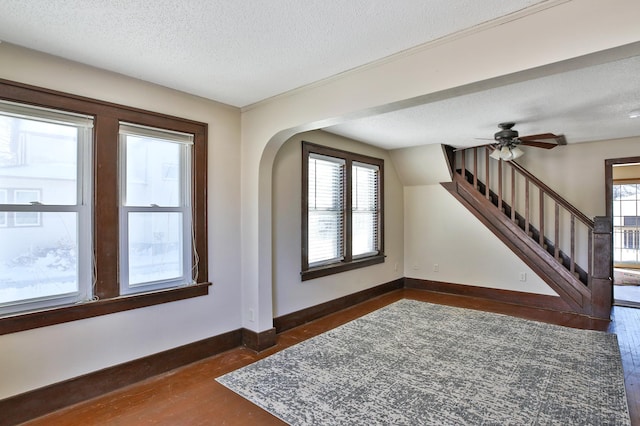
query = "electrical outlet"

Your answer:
(249, 309), (255, 322)
(519, 272), (527, 282)
(433, 263), (439, 272)
(394, 262), (398, 272)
